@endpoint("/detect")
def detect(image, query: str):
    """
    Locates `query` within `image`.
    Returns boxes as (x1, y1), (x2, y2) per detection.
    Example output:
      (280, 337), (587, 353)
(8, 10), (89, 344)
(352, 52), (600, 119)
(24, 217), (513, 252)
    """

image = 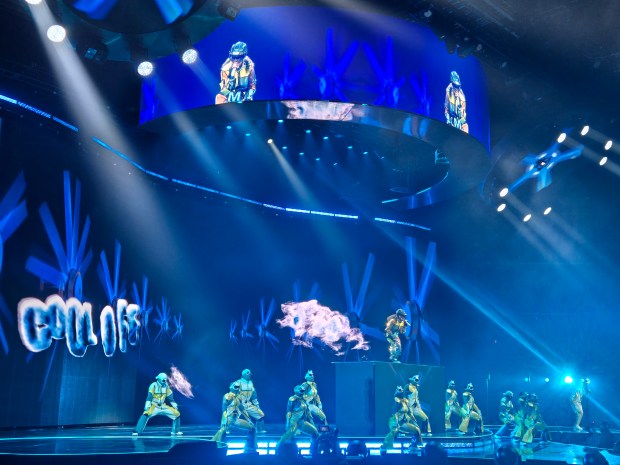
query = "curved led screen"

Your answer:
(139, 6), (490, 151)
